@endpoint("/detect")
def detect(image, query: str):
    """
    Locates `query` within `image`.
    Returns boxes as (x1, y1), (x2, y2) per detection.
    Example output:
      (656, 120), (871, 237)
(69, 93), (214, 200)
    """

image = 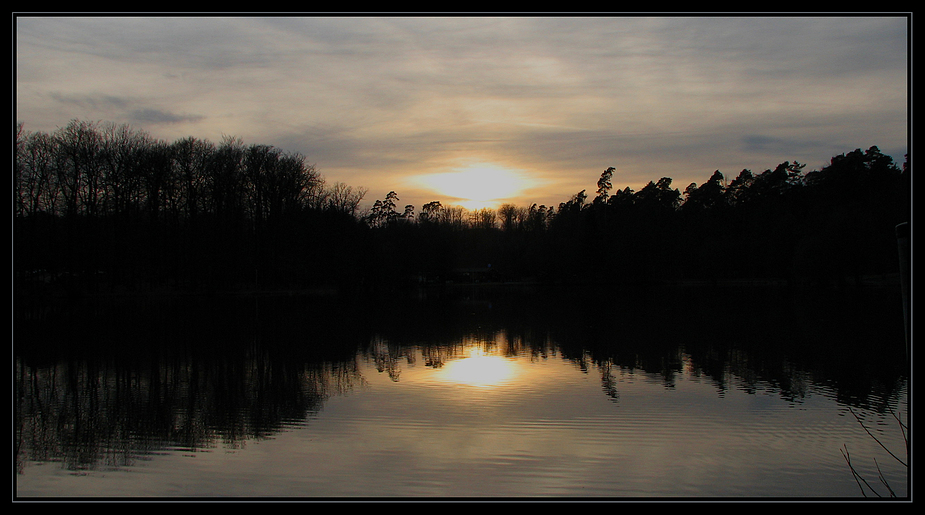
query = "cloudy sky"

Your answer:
(15, 14), (909, 212)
